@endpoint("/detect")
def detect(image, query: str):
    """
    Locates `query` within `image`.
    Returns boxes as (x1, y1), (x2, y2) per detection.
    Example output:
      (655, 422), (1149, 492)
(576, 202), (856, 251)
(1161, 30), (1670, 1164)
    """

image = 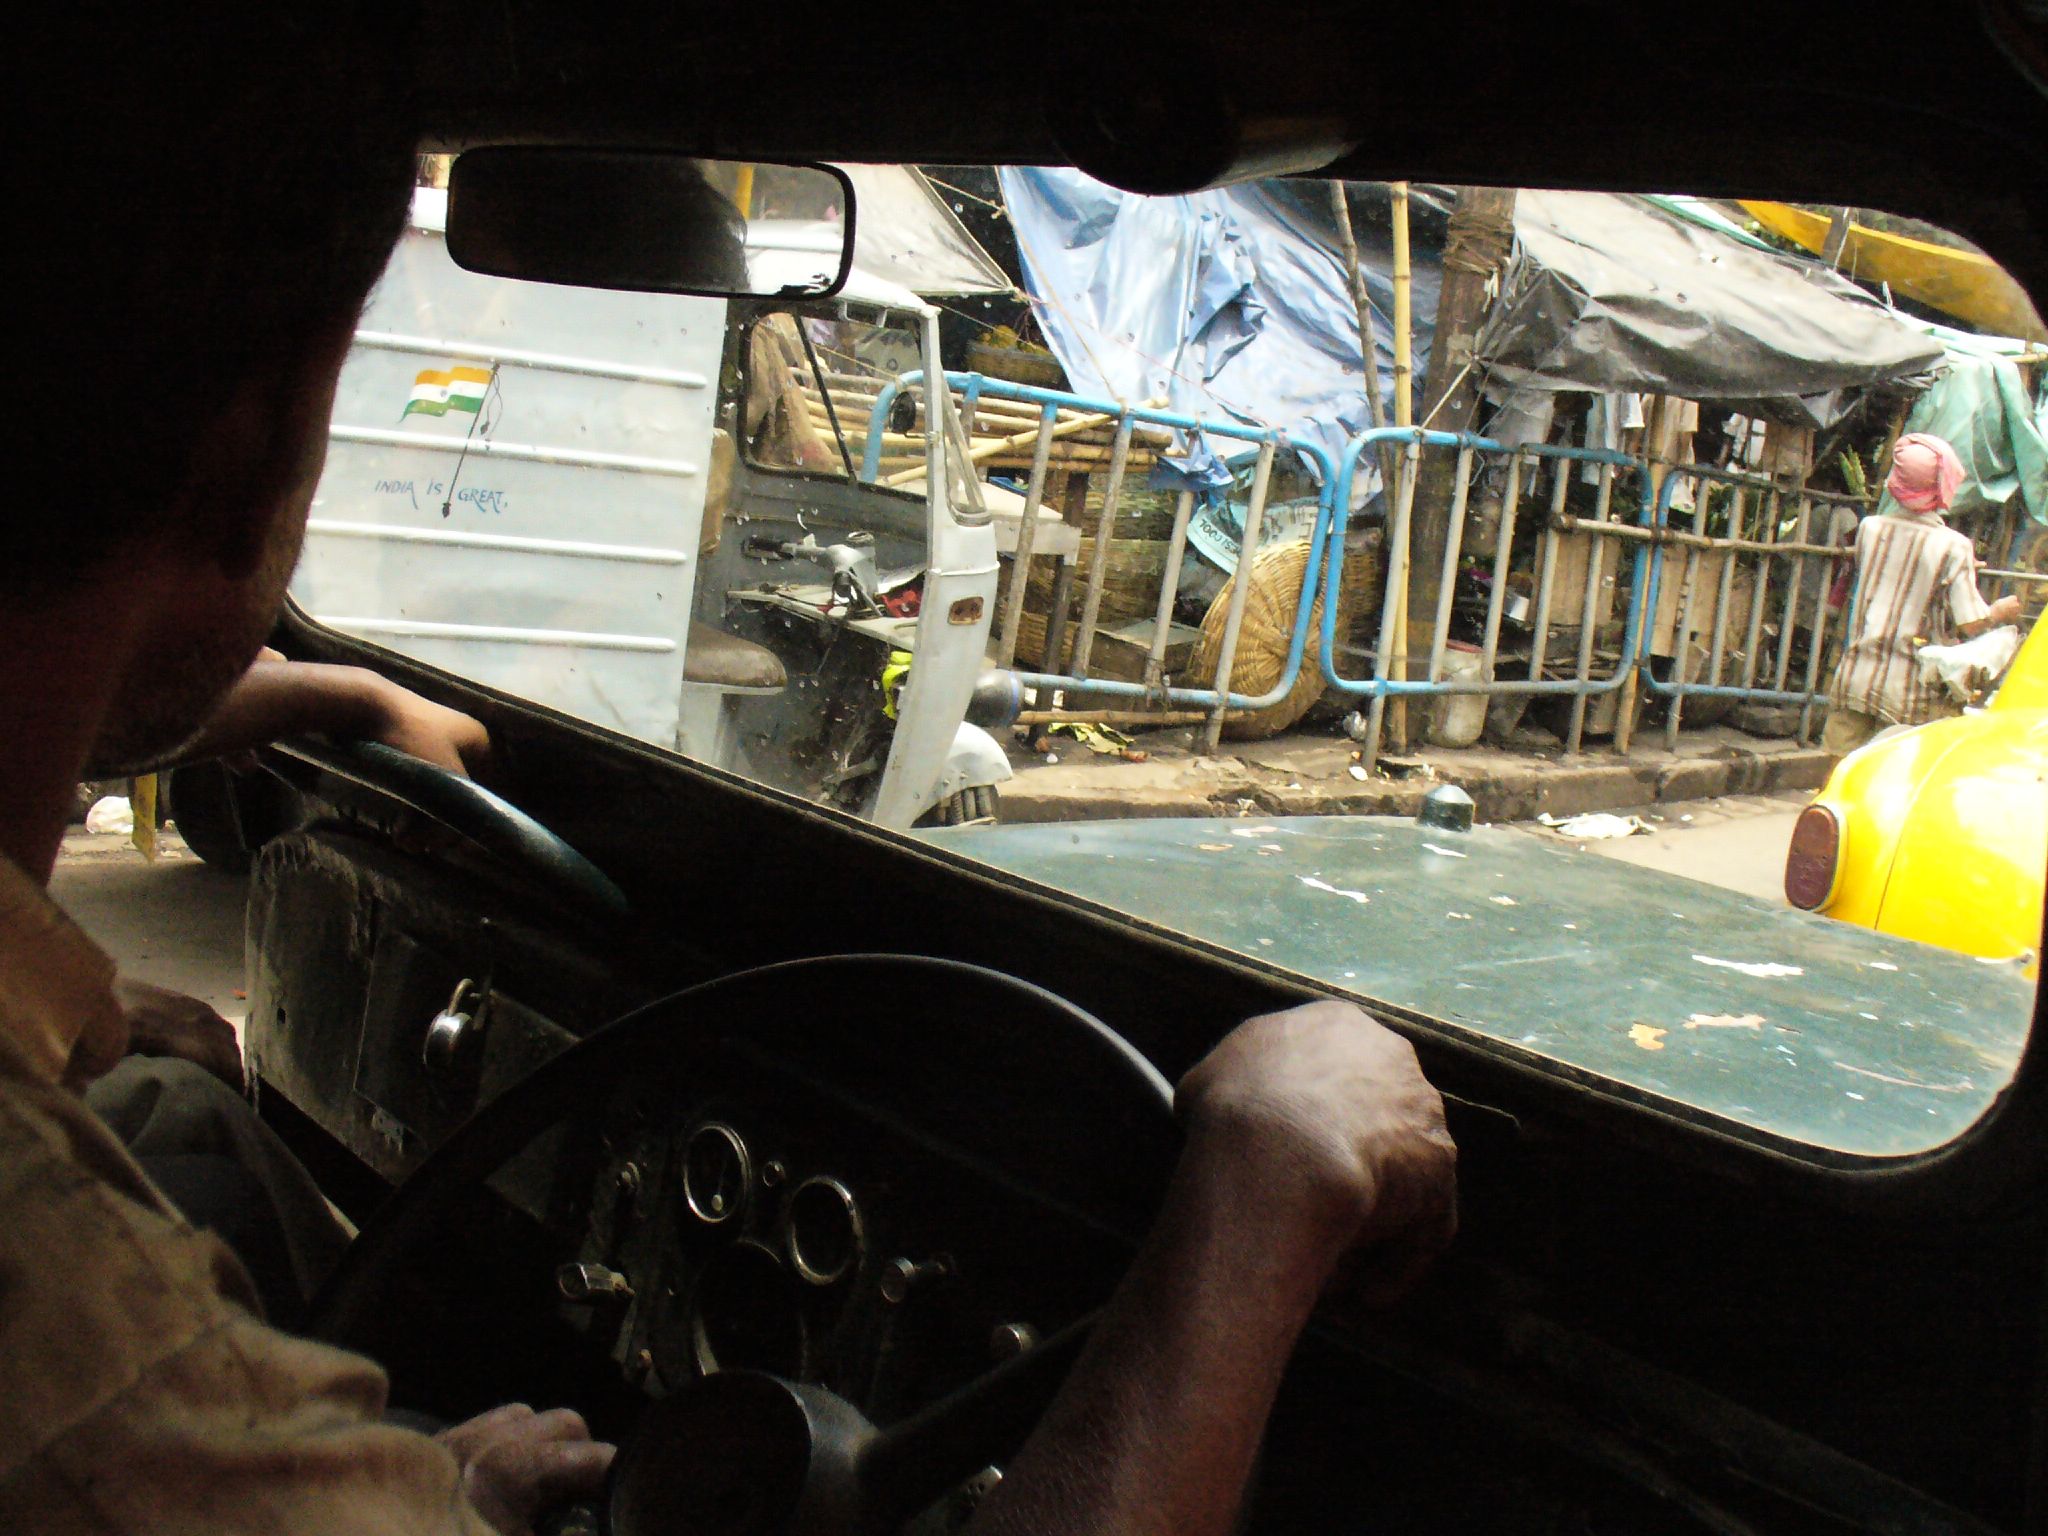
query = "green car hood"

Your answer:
(925, 816), (2033, 1158)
